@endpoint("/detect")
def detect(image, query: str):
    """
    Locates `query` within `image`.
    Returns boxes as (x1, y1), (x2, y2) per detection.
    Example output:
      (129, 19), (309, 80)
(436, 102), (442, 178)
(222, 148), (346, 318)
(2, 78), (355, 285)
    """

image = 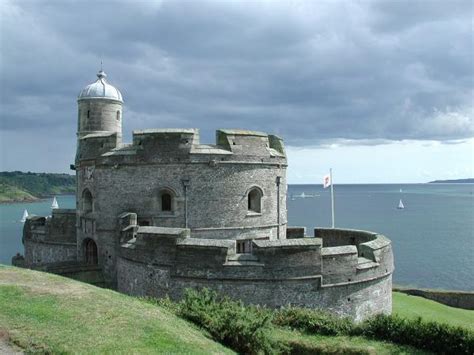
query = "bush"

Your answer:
(273, 307), (354, 336)
(359, 314), (474, 354)
(141, 295), (181, 314)
(178, 288), (282, 354)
